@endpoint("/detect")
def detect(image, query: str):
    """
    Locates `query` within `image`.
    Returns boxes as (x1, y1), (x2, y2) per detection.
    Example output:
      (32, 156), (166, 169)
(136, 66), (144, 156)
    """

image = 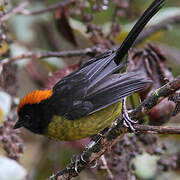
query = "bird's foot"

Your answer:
(71, 153), (98, 174)
(71, 154), (86, 174)
(80, 153), (98, 169)
(71, 155), (81, 174)
(122, 97), (138, 131)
